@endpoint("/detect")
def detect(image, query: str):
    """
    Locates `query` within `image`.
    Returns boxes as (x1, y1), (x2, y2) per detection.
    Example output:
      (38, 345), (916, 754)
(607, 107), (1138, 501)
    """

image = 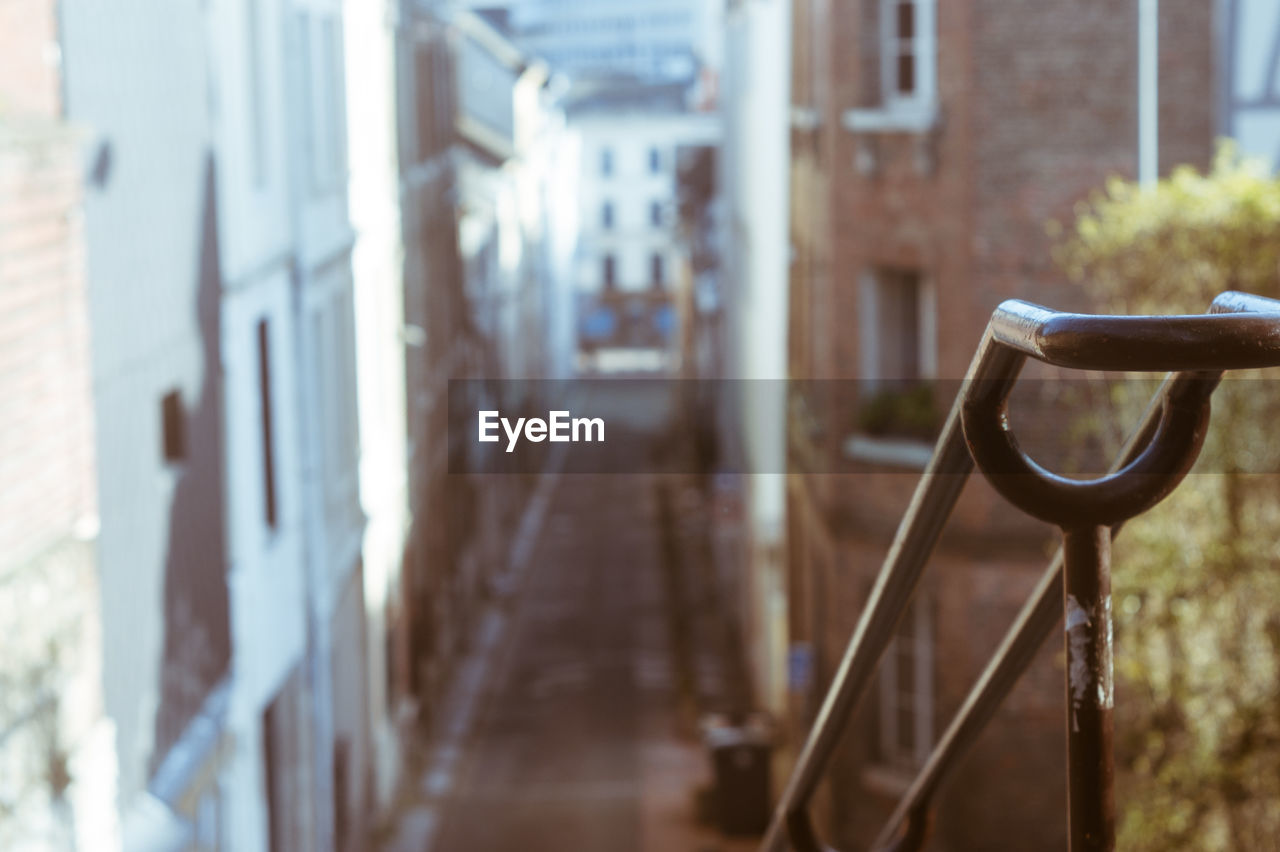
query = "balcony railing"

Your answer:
(762, 291), (1280, 852)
